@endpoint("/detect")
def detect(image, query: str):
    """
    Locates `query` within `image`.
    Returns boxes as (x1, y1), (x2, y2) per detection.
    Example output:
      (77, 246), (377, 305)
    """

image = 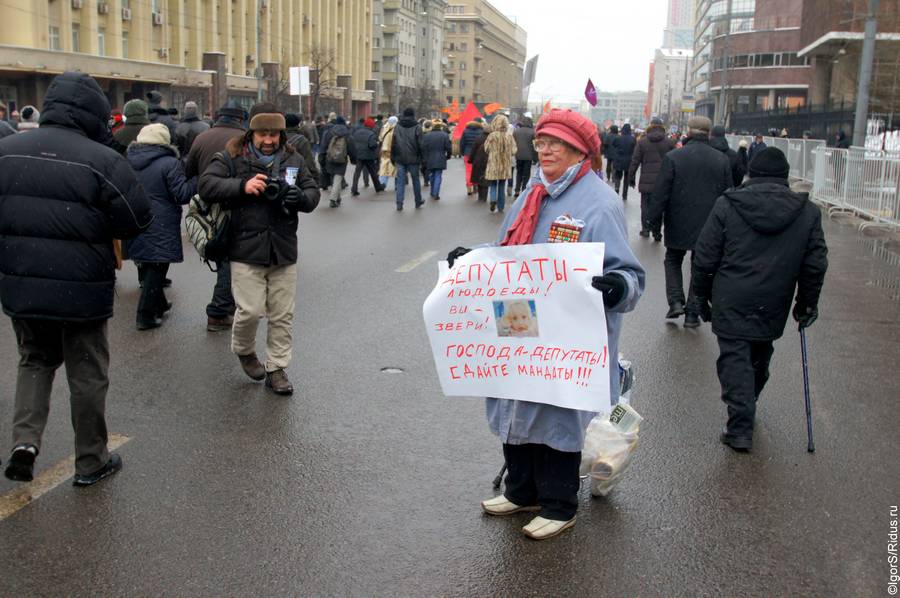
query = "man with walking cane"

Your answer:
(690, 147), (827, 452)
